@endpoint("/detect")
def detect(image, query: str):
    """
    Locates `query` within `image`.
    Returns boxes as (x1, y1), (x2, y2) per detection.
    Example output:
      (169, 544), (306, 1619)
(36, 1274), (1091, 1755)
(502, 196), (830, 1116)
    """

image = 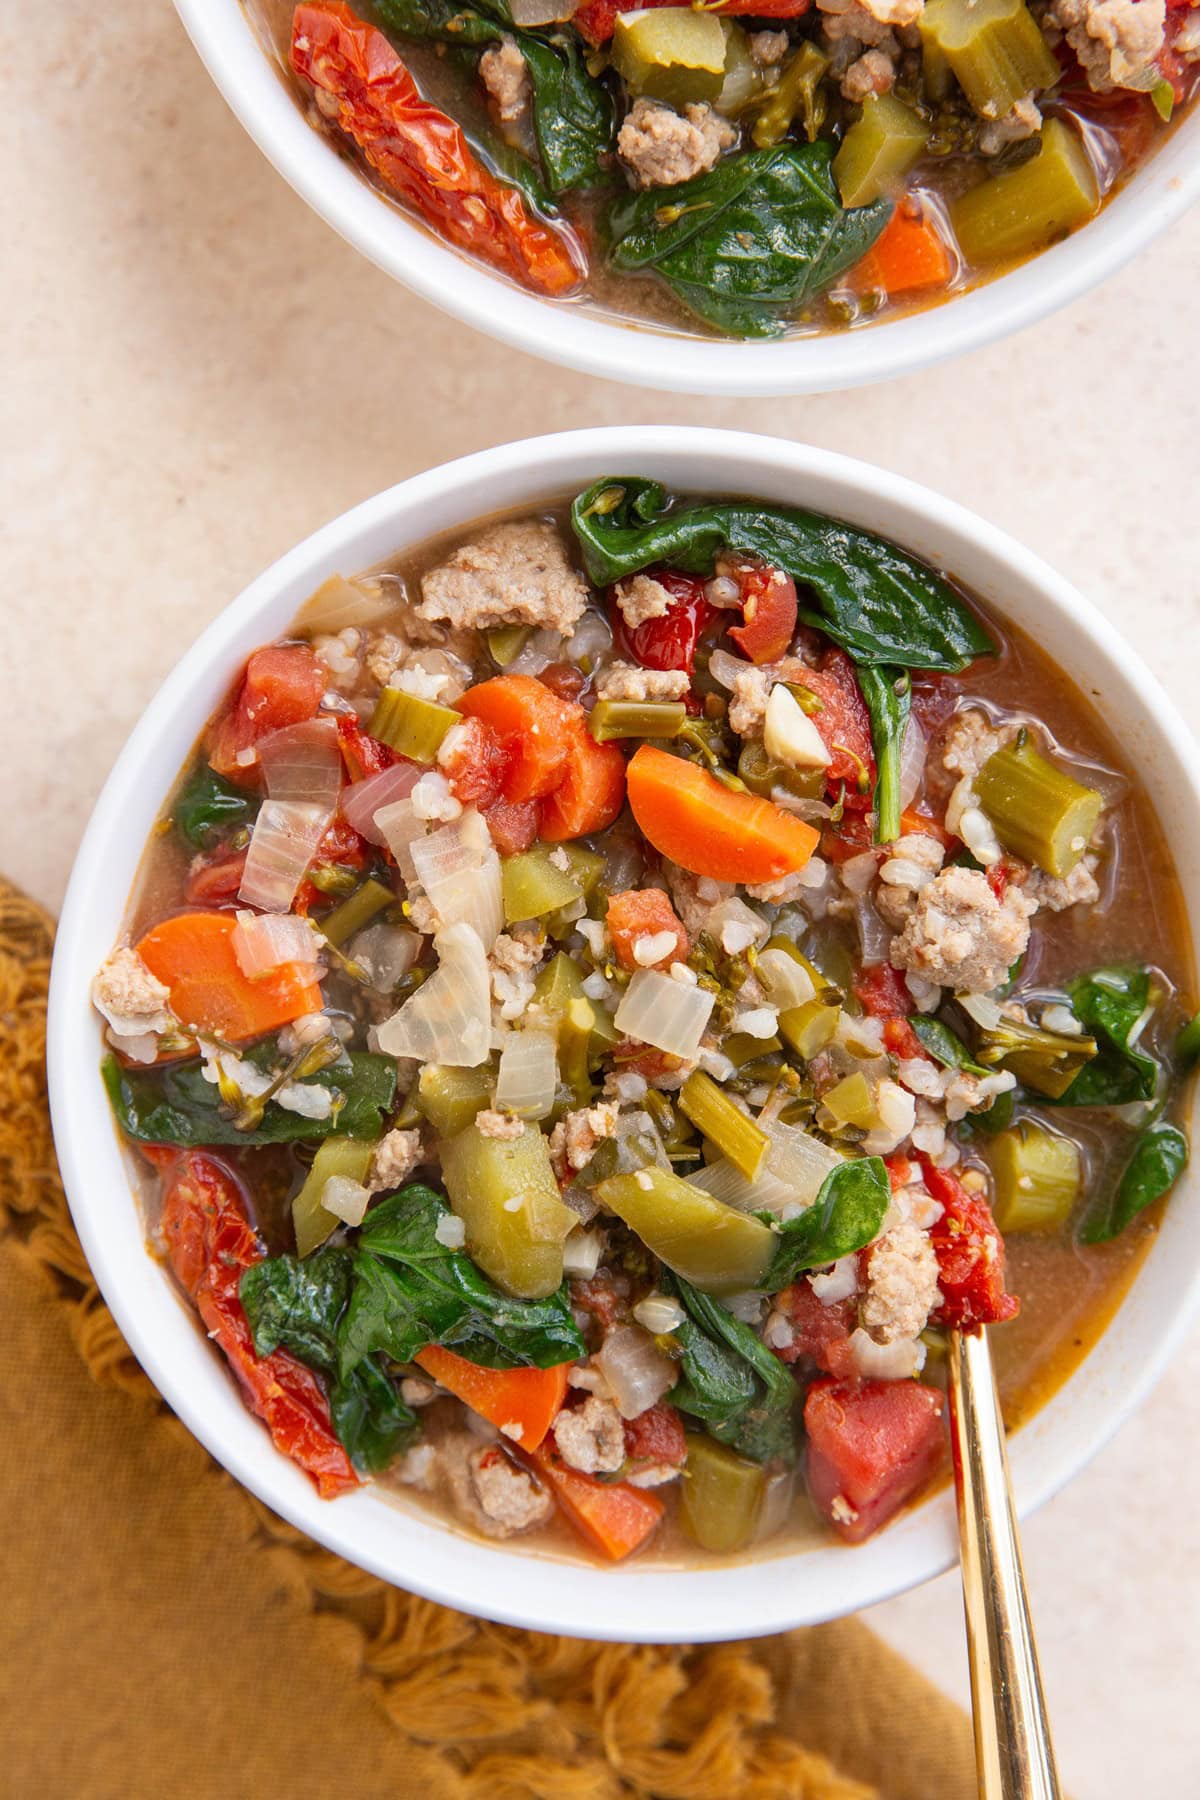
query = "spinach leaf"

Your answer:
(570, 478), (996, 671)
(1053, 967), (1161, 1108)
(857, 664), (910, 843)
(1078, 1120), (1188, 1245)
(761, 1157), (890, 1292)
(102, 1049), (397, 1146)
(909, 1015), (987, 1075)
(172, 760), (258, 850)
(374, 0), (614, 193)
(605, 143), (890, 339)
(664, 1273), (798, 1464)
(339, 1185), (585, 1376)
(239, 1248), (419, 1473)
(957, 1086), (1015, 1138)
